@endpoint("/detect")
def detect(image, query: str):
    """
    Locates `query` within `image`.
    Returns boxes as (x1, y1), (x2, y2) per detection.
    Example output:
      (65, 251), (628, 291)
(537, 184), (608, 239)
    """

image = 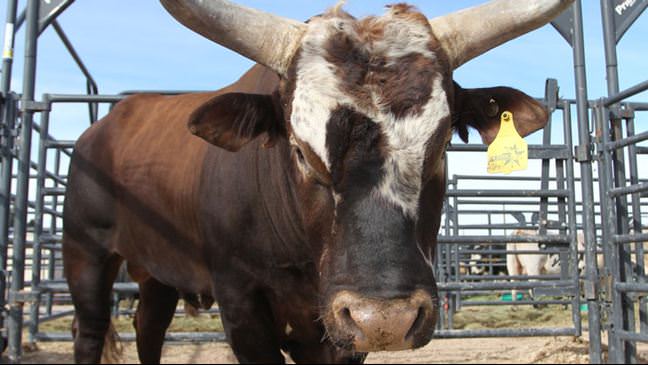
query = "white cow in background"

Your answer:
(506, 229), (585, 302)
(507, 227), (647, 304)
